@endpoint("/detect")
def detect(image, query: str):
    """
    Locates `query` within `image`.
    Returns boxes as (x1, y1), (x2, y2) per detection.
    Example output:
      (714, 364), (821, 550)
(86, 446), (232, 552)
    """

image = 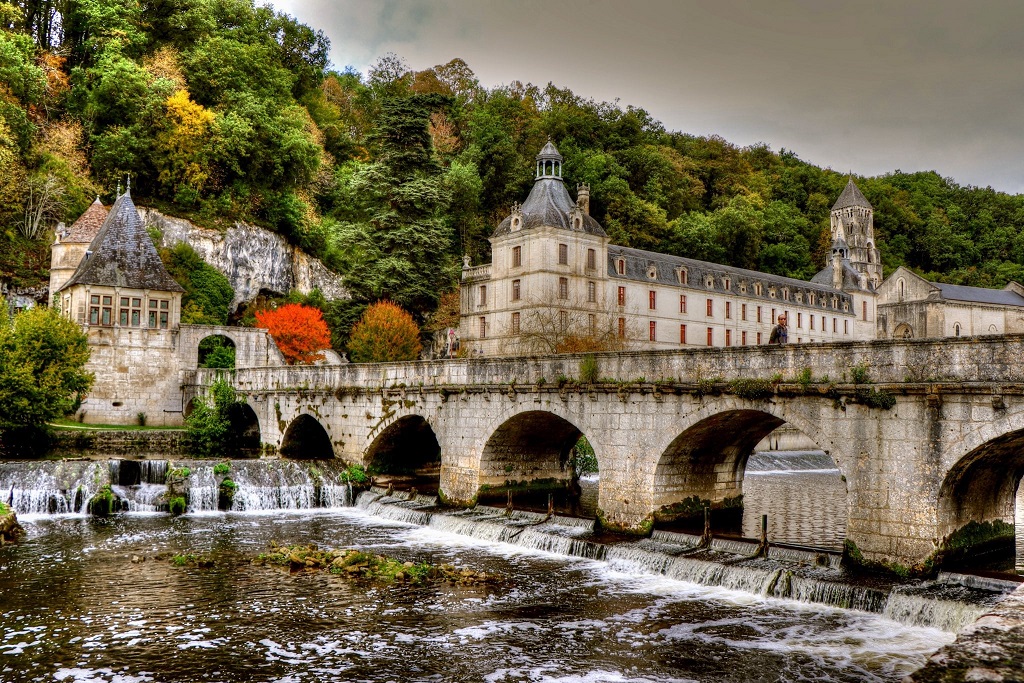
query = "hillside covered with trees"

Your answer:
(3, 0), (1024, 347)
